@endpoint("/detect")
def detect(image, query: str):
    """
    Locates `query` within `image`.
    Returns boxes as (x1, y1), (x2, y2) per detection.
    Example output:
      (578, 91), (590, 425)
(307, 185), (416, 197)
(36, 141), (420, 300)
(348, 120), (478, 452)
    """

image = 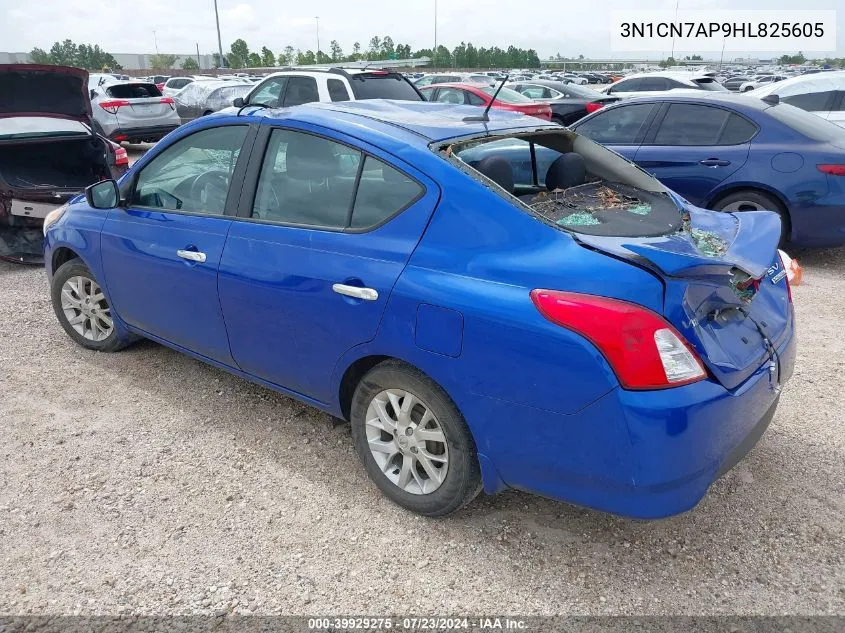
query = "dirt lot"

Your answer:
(0, 242), (843, 616)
